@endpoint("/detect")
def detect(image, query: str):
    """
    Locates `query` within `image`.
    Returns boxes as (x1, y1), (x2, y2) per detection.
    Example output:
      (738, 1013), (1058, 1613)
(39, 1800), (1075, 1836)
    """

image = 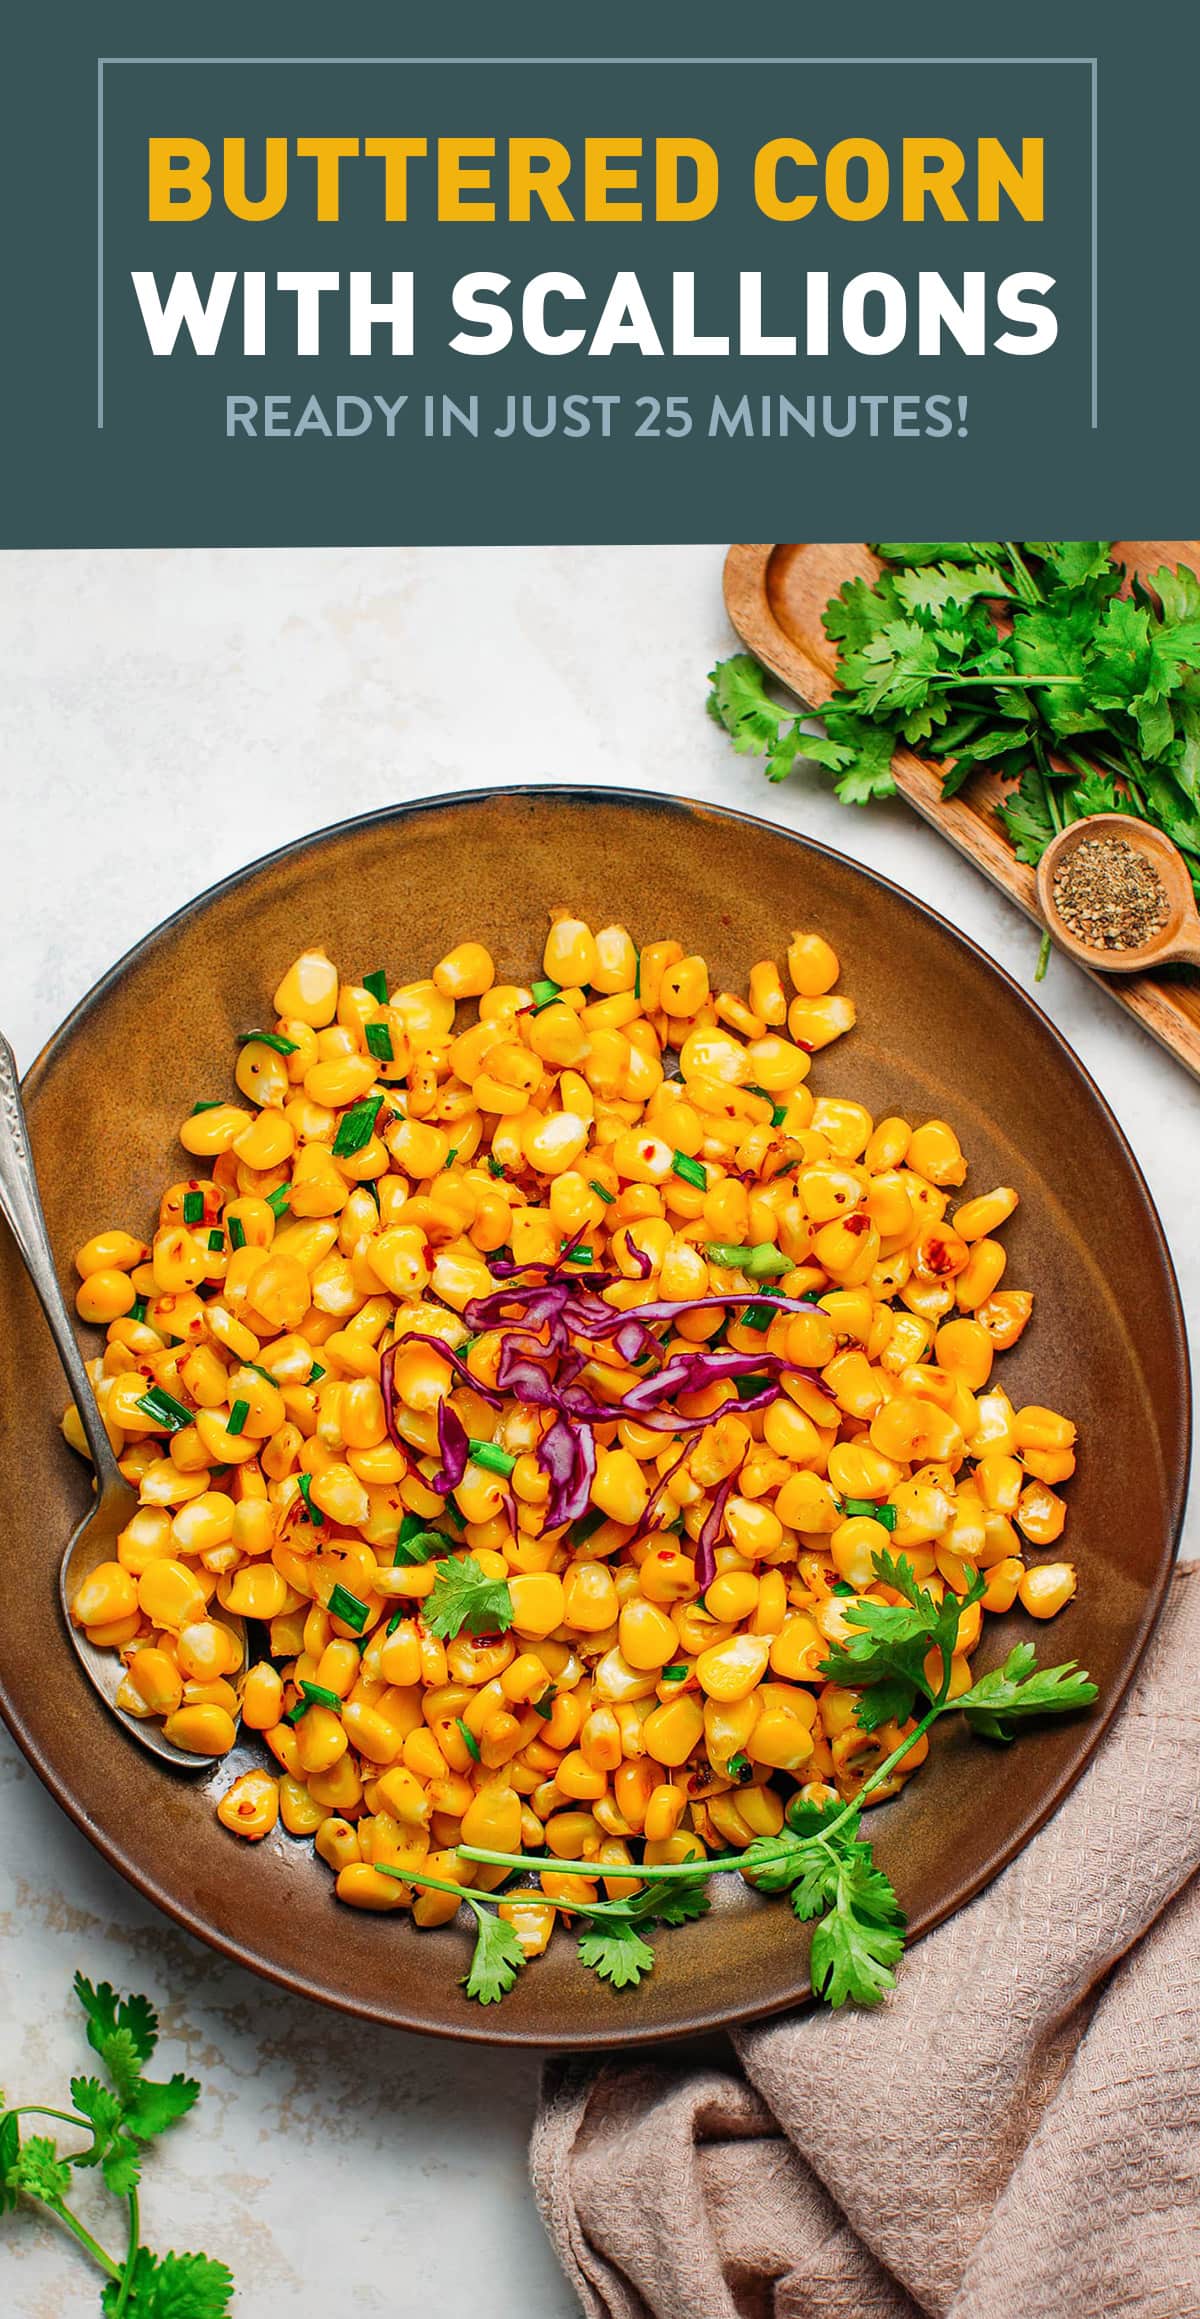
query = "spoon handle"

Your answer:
(0, 1033), (126, 1497)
